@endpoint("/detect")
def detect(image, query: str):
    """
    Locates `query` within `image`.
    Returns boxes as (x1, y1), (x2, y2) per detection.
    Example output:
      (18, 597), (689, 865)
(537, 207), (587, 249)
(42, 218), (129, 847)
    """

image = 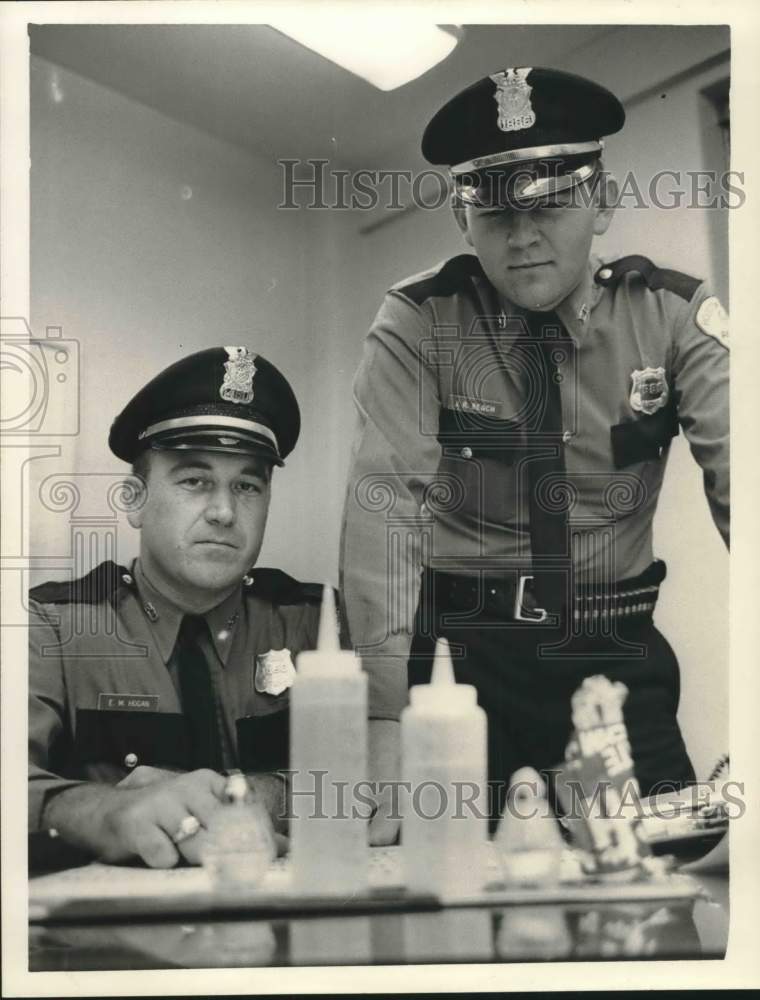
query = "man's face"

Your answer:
(456, 184), (613, 311)
(130, 449), (271, 608)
